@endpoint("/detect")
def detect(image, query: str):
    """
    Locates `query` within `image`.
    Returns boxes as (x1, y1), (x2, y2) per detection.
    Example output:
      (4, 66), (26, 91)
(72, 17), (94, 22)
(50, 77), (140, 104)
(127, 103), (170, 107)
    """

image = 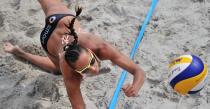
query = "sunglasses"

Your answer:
(74, 49), (100, 75)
